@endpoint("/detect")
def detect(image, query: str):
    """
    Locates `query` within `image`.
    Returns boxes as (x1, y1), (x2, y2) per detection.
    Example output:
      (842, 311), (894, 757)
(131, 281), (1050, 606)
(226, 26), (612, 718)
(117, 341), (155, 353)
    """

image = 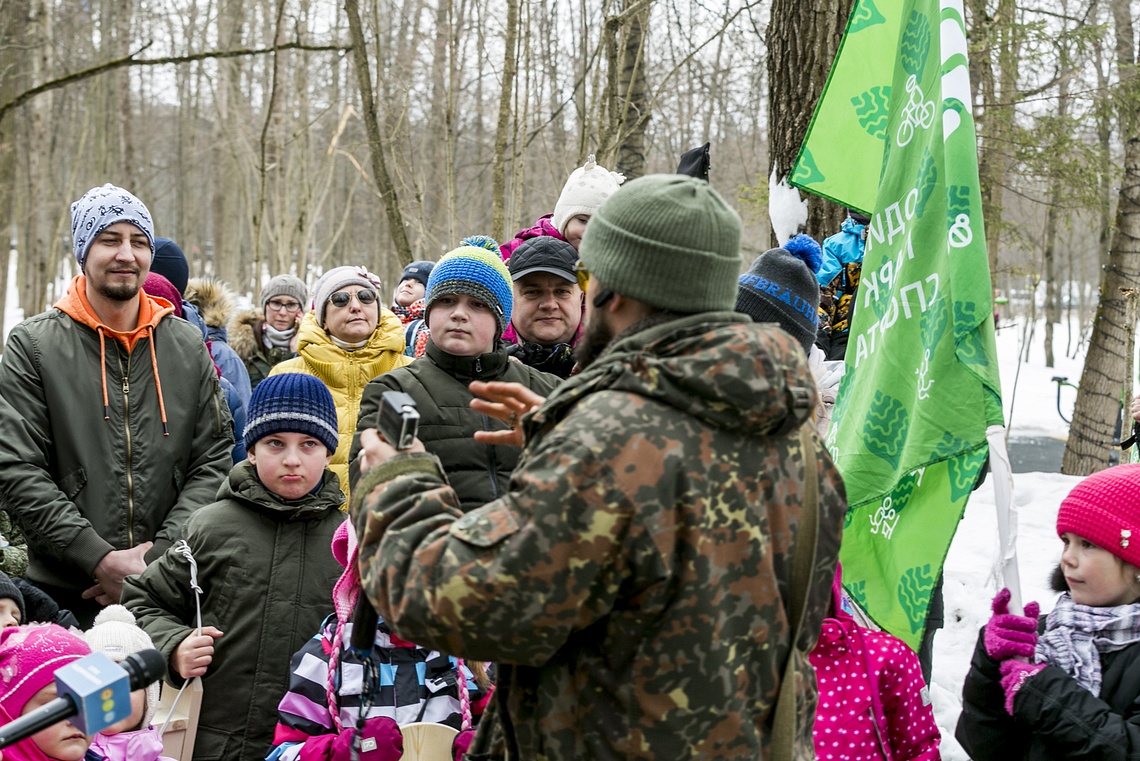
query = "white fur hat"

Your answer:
(85, 605), (160, 728)
(552, 155), (626, 235)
